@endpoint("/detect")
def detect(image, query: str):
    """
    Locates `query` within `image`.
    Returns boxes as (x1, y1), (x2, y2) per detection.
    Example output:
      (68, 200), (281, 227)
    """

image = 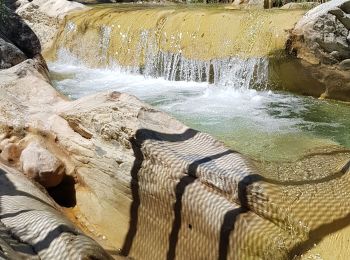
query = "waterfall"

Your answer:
(56, 23), (269, 89)
(50, 7), (304, 89)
